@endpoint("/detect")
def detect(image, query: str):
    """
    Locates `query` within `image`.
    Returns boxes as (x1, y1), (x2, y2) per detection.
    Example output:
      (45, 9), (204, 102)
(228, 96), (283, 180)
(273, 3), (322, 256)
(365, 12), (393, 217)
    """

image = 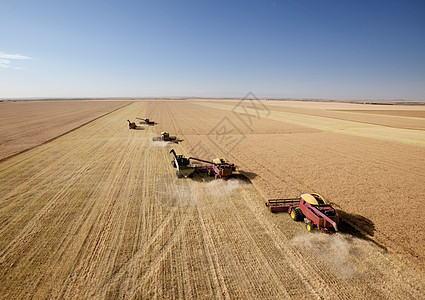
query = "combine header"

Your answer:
(136, 117), (155, 125)
(266, 193), (340, 232)
(153, 132), (177, 142)
(169, 149), (236, 179)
